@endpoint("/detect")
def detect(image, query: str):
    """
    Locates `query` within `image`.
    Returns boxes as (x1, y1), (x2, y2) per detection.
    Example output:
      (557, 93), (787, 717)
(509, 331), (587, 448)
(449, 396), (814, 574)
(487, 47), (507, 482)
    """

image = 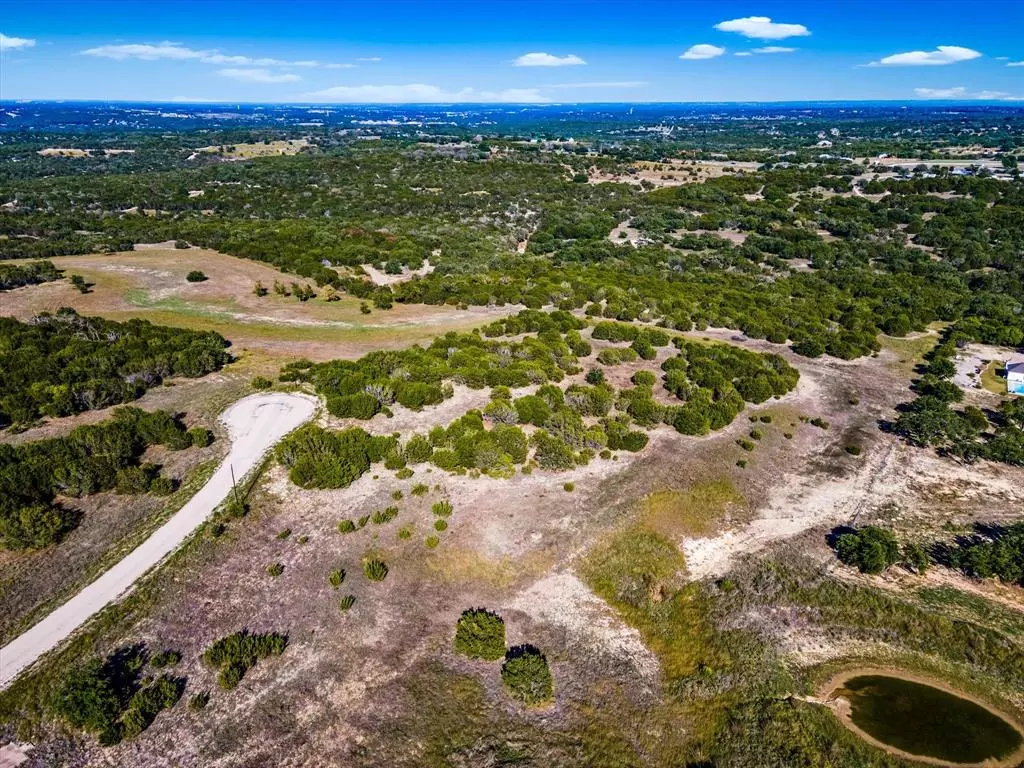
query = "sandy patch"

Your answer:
(507, 571), (661, 685)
